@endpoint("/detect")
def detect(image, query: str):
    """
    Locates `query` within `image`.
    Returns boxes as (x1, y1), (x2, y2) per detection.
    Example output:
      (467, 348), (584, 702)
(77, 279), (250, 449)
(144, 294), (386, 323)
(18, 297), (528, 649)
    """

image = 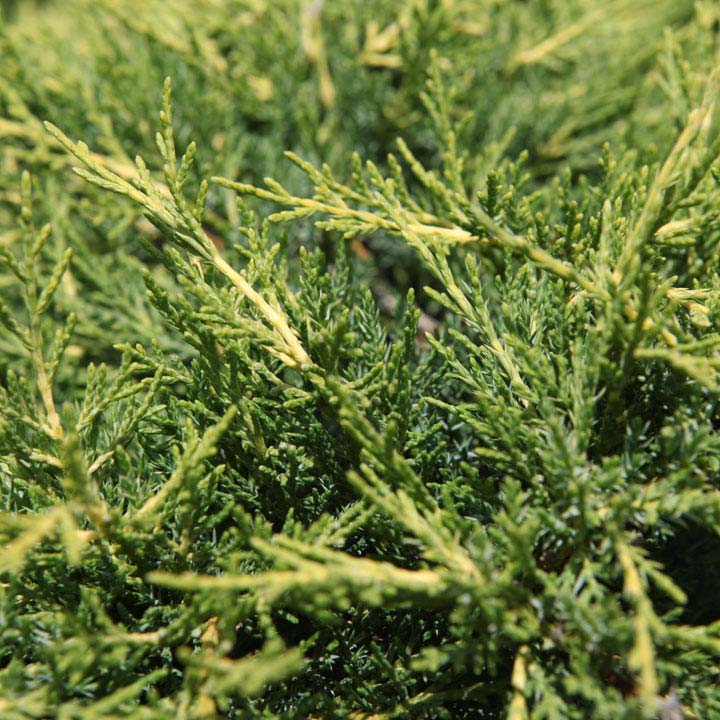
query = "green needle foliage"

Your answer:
(3, 1), (720, 718)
